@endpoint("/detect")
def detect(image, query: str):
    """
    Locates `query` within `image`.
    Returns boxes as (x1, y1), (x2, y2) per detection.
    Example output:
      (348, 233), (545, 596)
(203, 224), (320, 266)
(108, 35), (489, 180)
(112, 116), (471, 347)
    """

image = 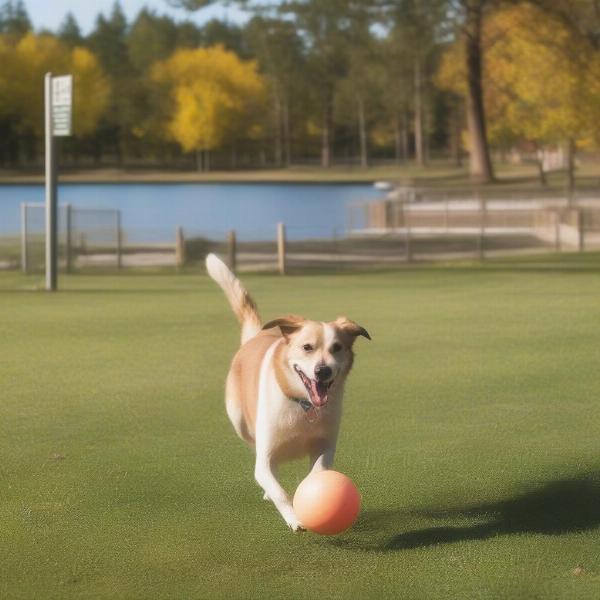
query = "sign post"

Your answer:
(45, 73), (72, 291)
